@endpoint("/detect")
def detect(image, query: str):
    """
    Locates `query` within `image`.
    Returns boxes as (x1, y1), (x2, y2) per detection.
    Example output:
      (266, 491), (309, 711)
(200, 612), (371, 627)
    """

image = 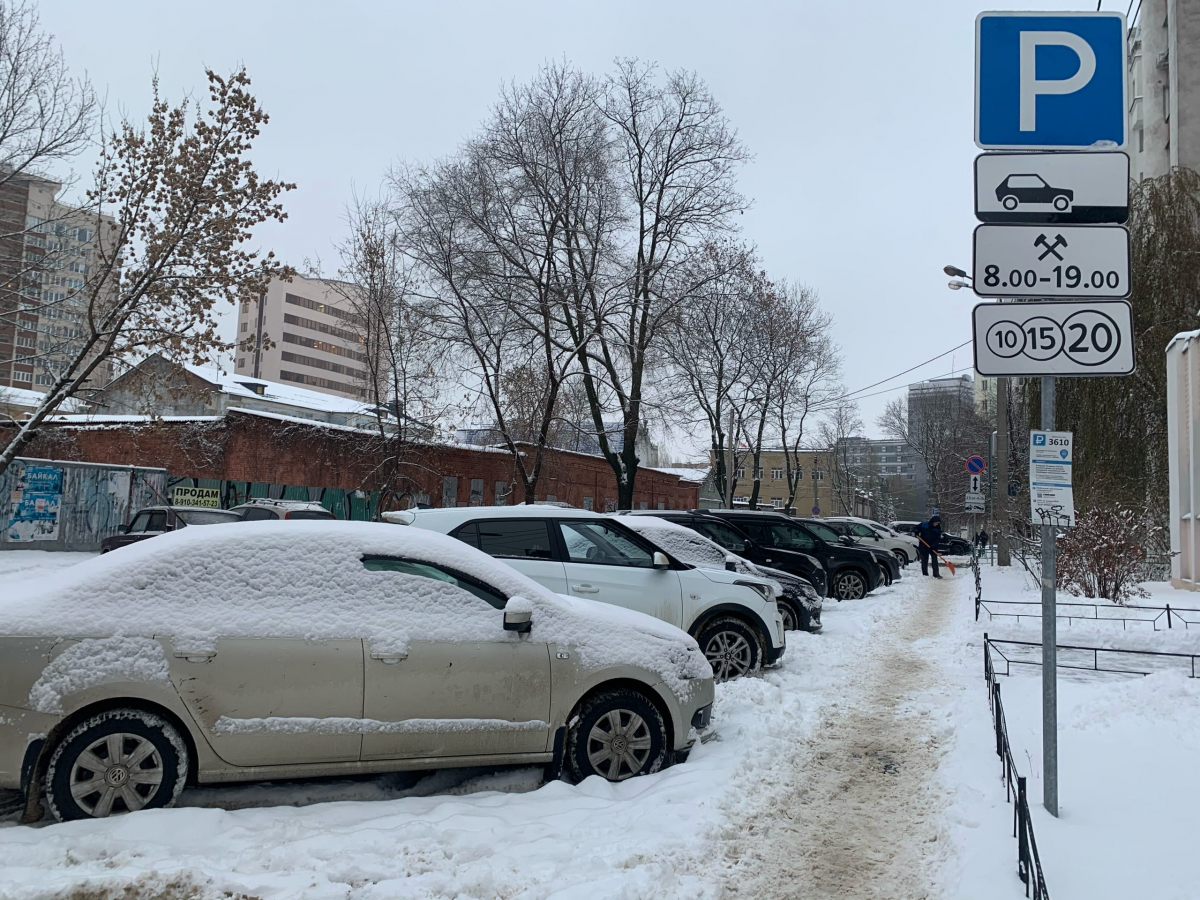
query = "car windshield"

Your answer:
(127, 510), (167, 533)
(174, 509), (241, 526)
